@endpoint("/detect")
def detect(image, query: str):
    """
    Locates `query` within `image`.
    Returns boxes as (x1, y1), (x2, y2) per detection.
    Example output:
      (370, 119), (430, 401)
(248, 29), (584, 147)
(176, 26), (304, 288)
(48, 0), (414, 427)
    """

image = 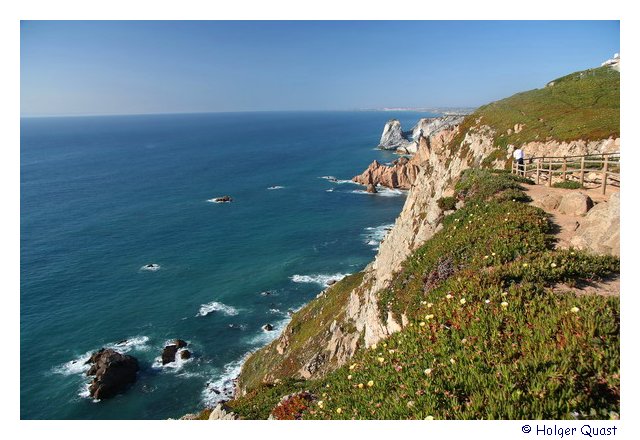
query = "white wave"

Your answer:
(202, 355), (249, 407)
(325, 188), (334, 192)
(267, 185), (285, 190)
(363, 223), (395, 248)
(140, 263), (161, 272)
(318, 175), (337, 181)
(248, 317), (291, 346)
(52, 336), (150, 376)
(351, 186), (406, 197)
(196, 301), (239, 317)
(268, 308), (283, 315)
(206, 197), (232, 204)
(290, 273), (349, 287)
